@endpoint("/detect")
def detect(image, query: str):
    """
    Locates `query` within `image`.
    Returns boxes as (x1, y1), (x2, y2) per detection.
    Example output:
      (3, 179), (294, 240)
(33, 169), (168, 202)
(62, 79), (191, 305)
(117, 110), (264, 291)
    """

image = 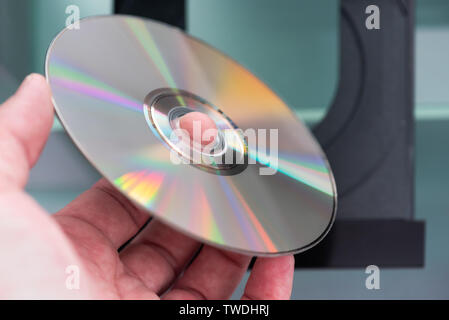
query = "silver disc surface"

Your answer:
(46, 15), (337, 256)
